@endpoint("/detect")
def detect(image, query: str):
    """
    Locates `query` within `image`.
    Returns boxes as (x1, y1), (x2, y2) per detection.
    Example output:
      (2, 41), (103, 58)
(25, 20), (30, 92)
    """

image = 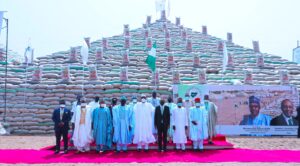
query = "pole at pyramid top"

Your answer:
(146, 16), (151, 26)
(155, 0), (170, 21)
(160, 10), (167, 21)
(252, 41), (260, 53)
(202, 26), (207, 35)
(227, 33), (233, 43)
(176, 17), (181, 26)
